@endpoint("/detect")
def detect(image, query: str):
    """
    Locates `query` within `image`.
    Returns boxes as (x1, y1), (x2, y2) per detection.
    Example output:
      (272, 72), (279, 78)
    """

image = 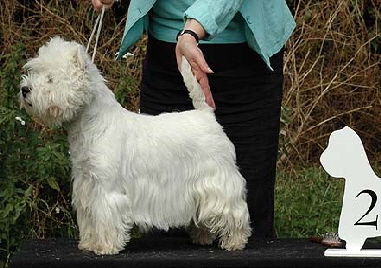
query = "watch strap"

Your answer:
(176, 29), (200, 43)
